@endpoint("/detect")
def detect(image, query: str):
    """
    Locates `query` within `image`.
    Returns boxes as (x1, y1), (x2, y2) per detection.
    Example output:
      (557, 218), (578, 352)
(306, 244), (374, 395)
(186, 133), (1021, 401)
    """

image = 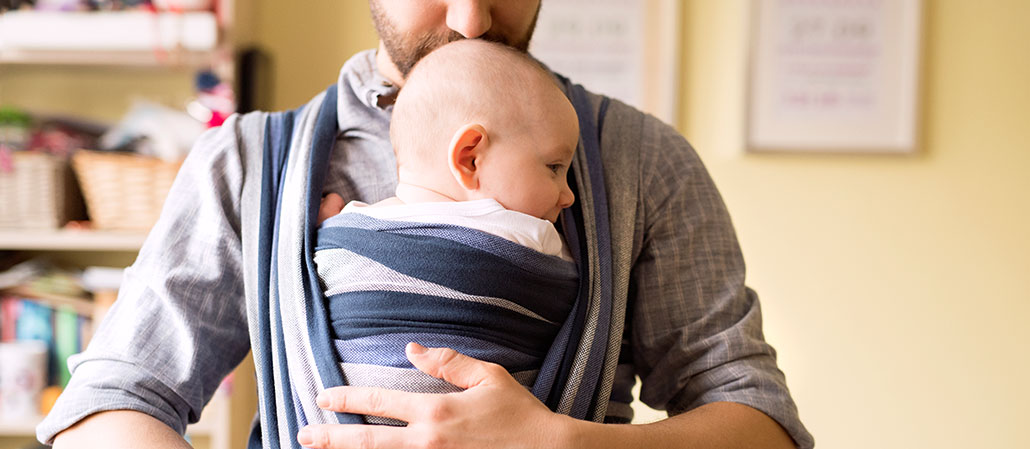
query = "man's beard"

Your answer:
(369, 1), (540, 78)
